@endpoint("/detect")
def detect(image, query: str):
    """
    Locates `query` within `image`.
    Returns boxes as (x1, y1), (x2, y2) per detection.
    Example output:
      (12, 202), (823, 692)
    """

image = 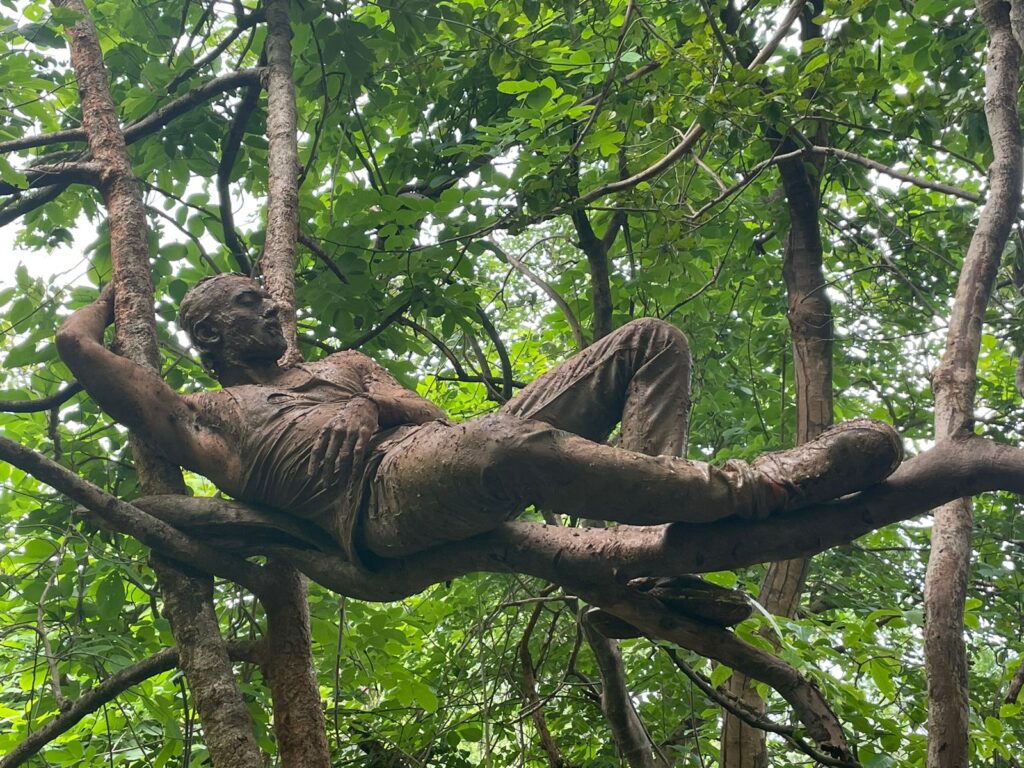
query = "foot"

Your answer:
(752, 419), (903, 514)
